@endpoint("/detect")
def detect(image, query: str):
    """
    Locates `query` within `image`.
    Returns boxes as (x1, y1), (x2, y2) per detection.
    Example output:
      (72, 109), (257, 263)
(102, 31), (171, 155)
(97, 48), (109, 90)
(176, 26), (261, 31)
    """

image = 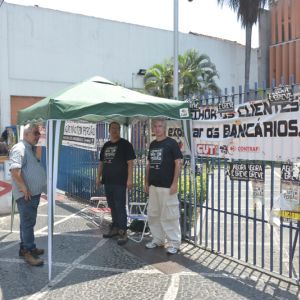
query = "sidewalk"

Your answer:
(0, 194), (299, 300)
